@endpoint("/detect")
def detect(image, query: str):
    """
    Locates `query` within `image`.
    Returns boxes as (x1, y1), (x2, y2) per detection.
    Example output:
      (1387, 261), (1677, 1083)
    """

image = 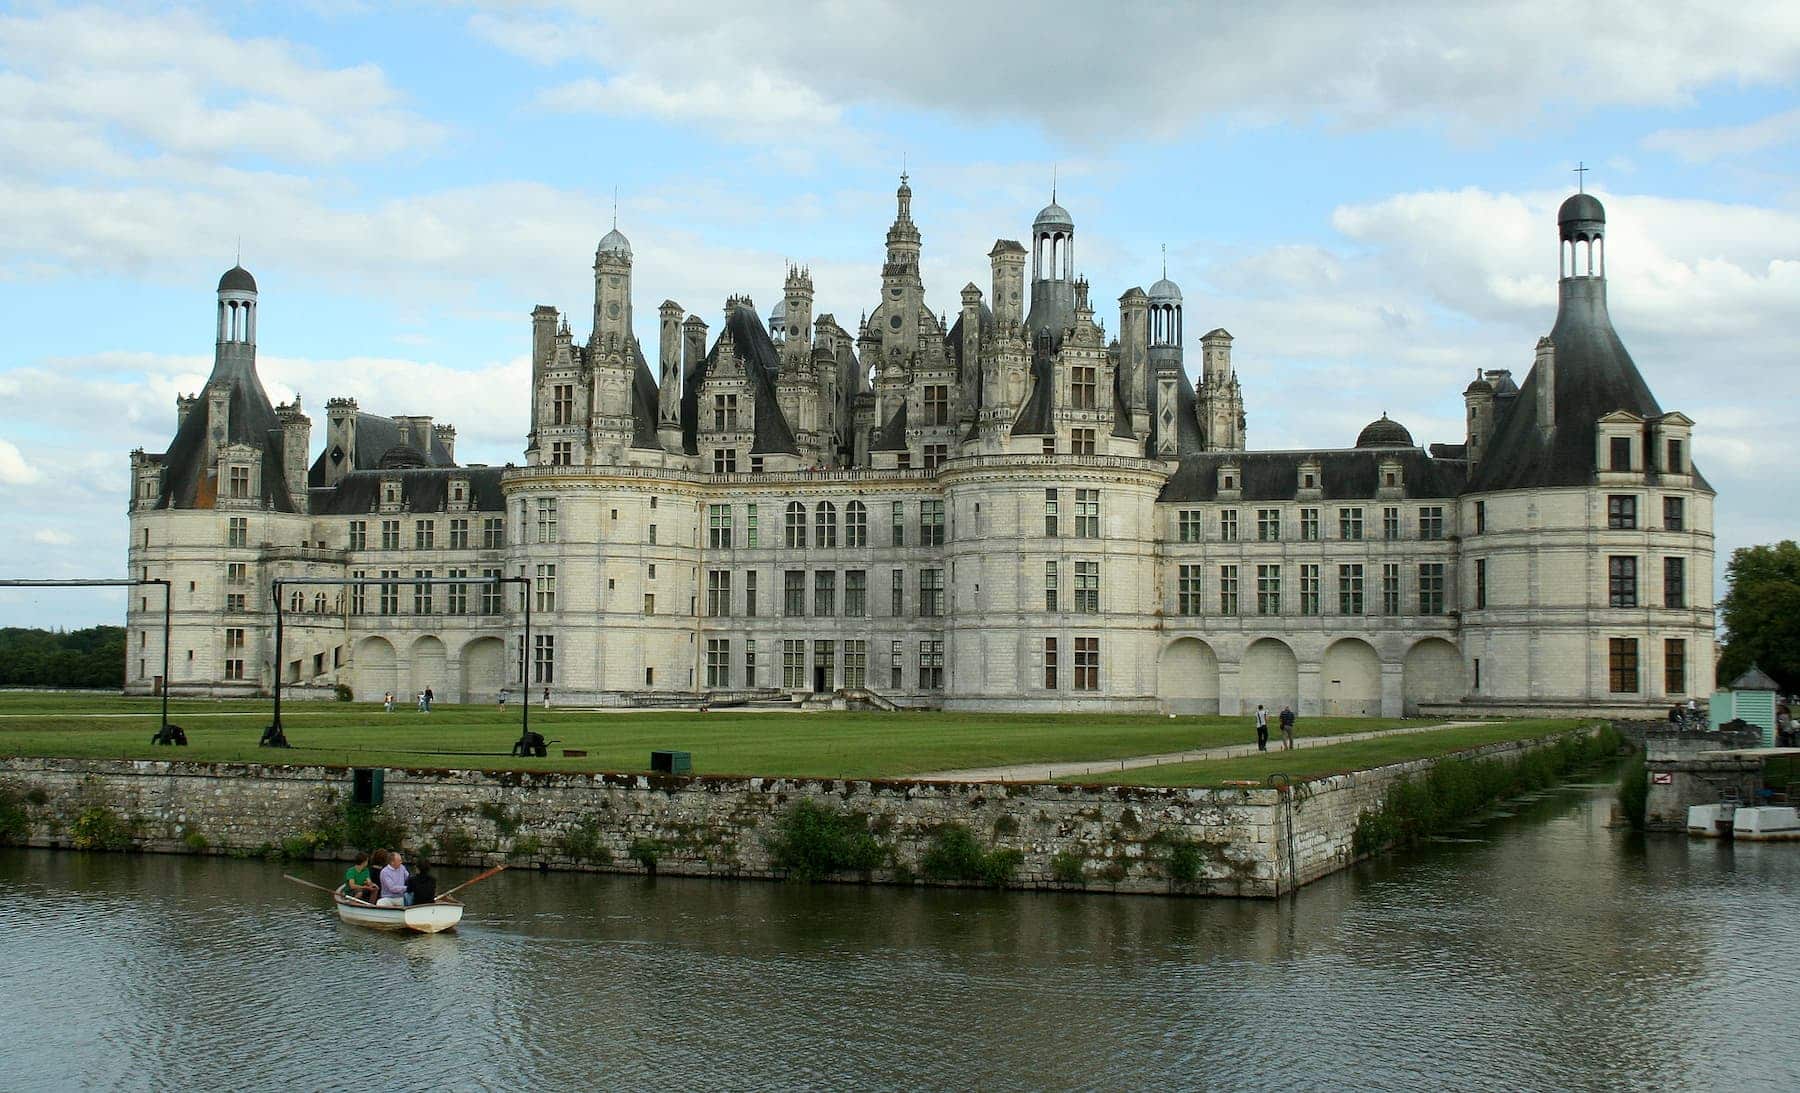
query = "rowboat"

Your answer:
(332, 886), (464, 934)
